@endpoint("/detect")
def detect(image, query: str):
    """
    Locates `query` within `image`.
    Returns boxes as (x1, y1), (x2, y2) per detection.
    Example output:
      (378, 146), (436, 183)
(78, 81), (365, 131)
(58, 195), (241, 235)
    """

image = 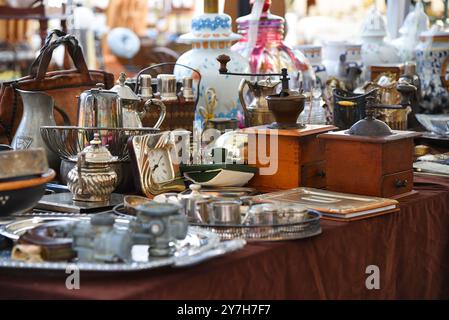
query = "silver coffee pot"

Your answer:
(78, 74), (166, 129)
